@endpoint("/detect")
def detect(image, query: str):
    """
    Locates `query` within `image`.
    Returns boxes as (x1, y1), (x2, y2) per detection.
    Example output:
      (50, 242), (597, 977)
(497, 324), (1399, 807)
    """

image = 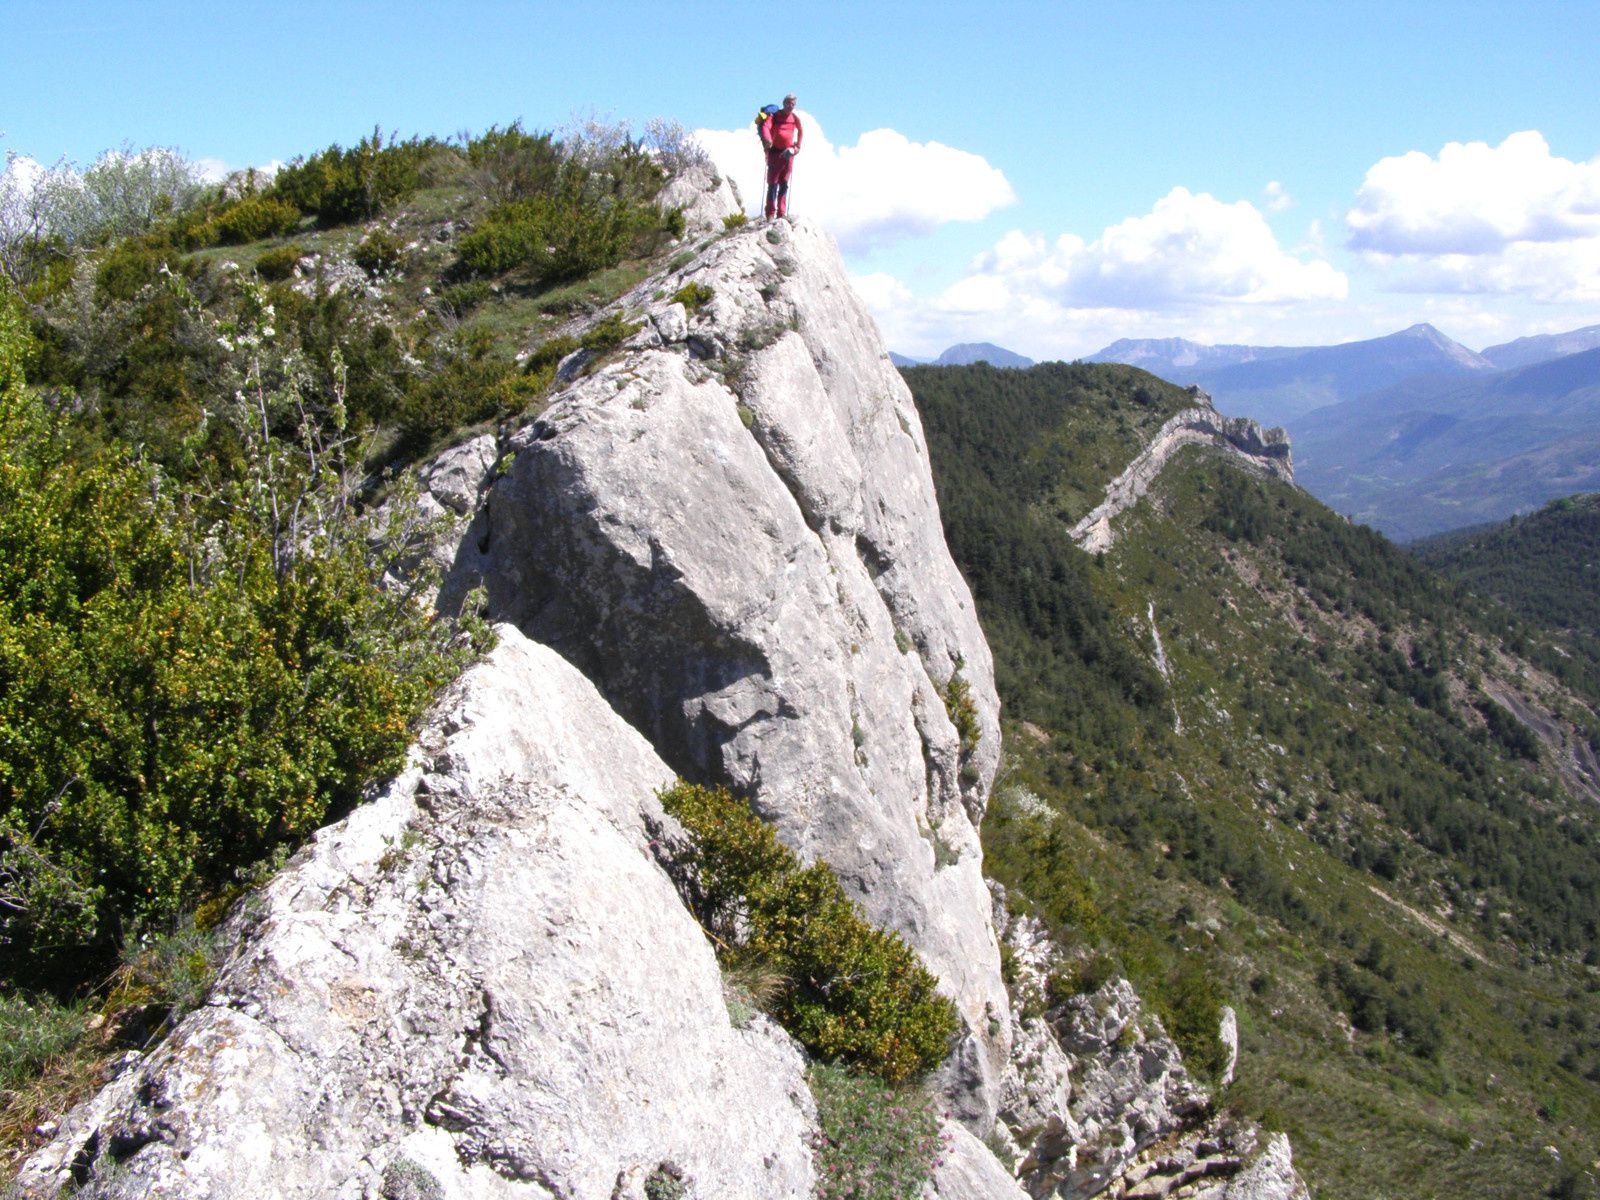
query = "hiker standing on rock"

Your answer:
(760, 94), (803, 220)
